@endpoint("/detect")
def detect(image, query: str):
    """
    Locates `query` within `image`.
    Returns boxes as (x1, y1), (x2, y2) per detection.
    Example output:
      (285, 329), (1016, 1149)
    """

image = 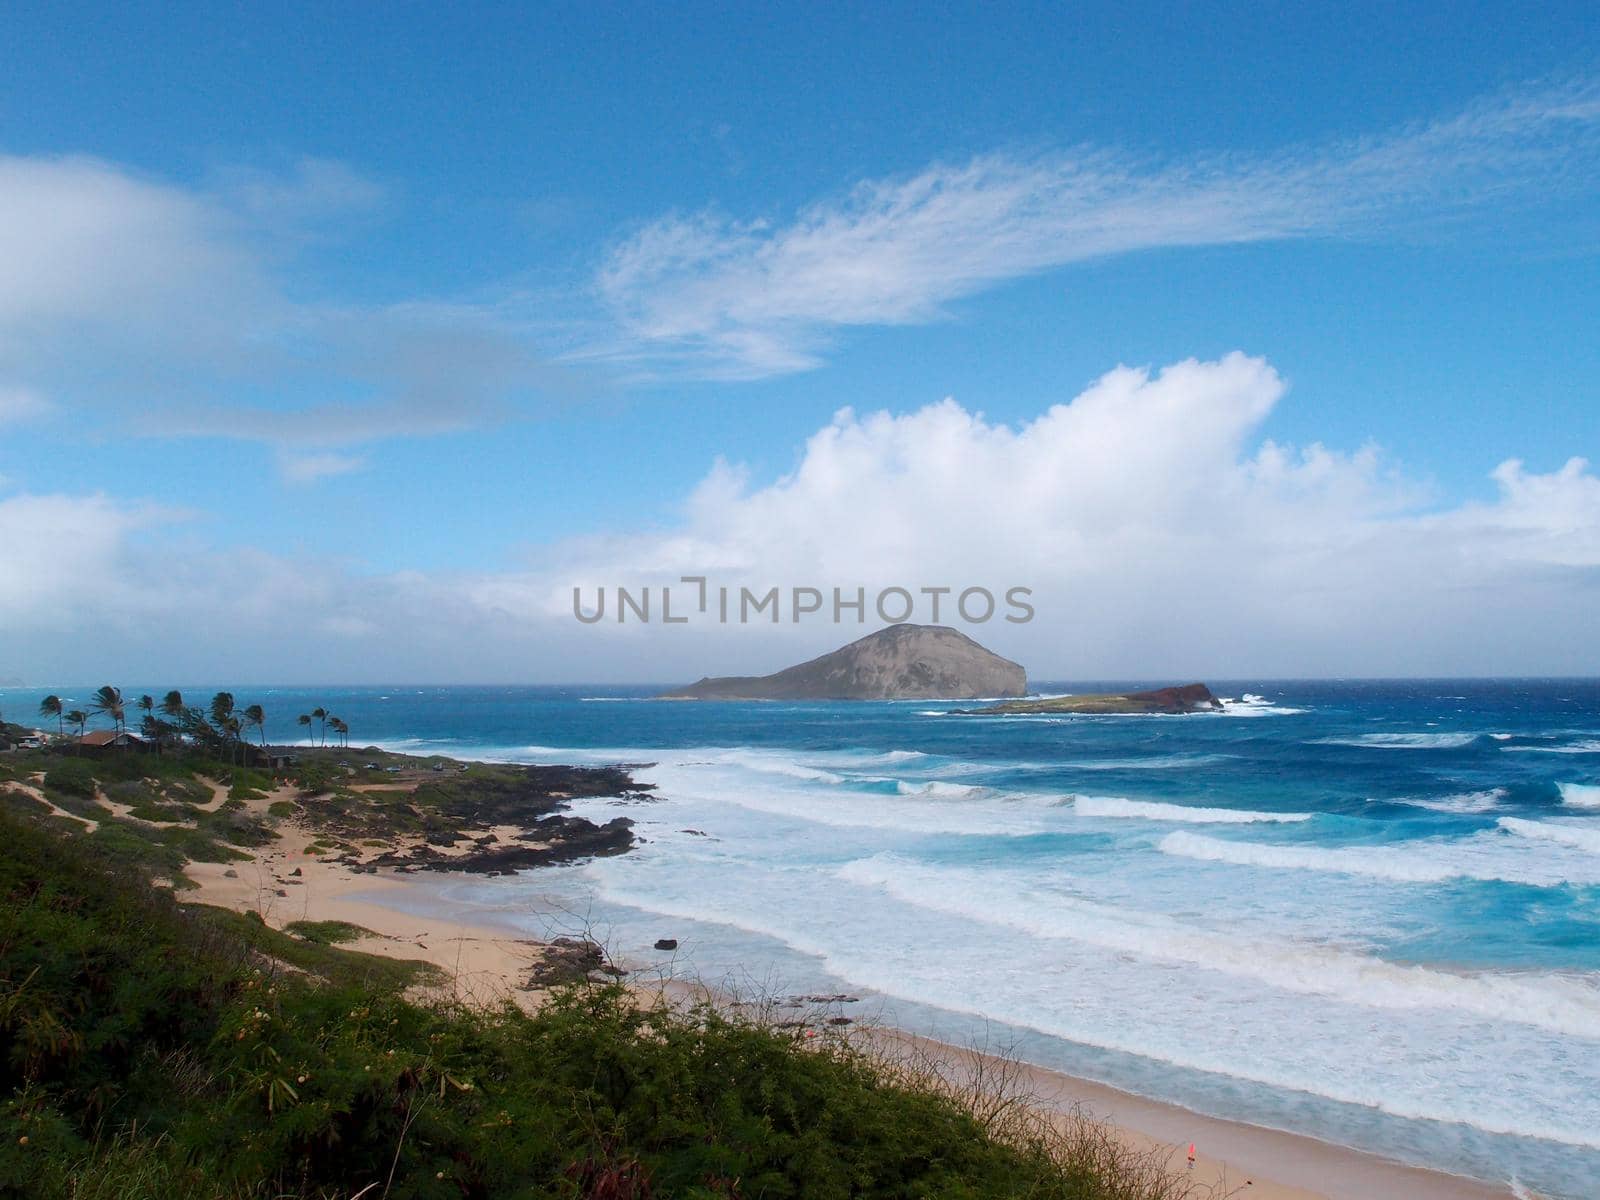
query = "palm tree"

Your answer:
(135, 695), (155, 751)
(90, 685), (125, 734)
(329, 716), (349, 748)
(65, 710), (88, 752)
(243, 704), (267, 749)
(311, 706), (328, 747)
(297, 713), (313, 746)
(161, 690), (185, 718)
(209, 693), (236, 765)
(38, 695), (64, 739)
